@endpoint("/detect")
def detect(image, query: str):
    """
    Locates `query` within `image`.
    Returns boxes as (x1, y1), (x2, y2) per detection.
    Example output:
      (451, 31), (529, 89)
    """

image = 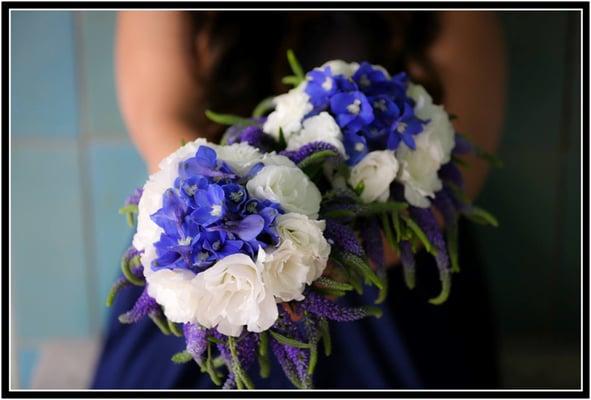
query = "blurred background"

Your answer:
(10, 10), (581, 390)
